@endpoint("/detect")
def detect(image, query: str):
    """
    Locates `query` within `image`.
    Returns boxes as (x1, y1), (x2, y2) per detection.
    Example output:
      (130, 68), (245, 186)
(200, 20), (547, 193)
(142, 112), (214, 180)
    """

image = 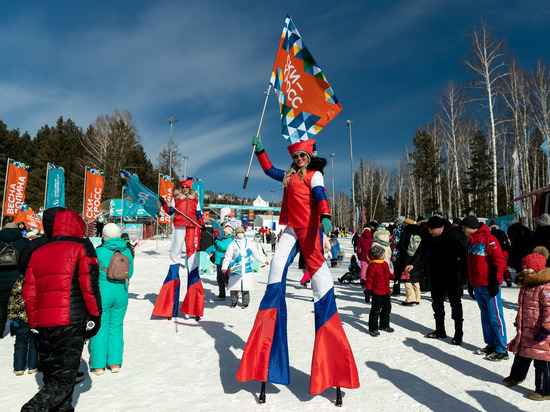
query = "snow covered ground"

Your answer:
(0, 236), (546, 411)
